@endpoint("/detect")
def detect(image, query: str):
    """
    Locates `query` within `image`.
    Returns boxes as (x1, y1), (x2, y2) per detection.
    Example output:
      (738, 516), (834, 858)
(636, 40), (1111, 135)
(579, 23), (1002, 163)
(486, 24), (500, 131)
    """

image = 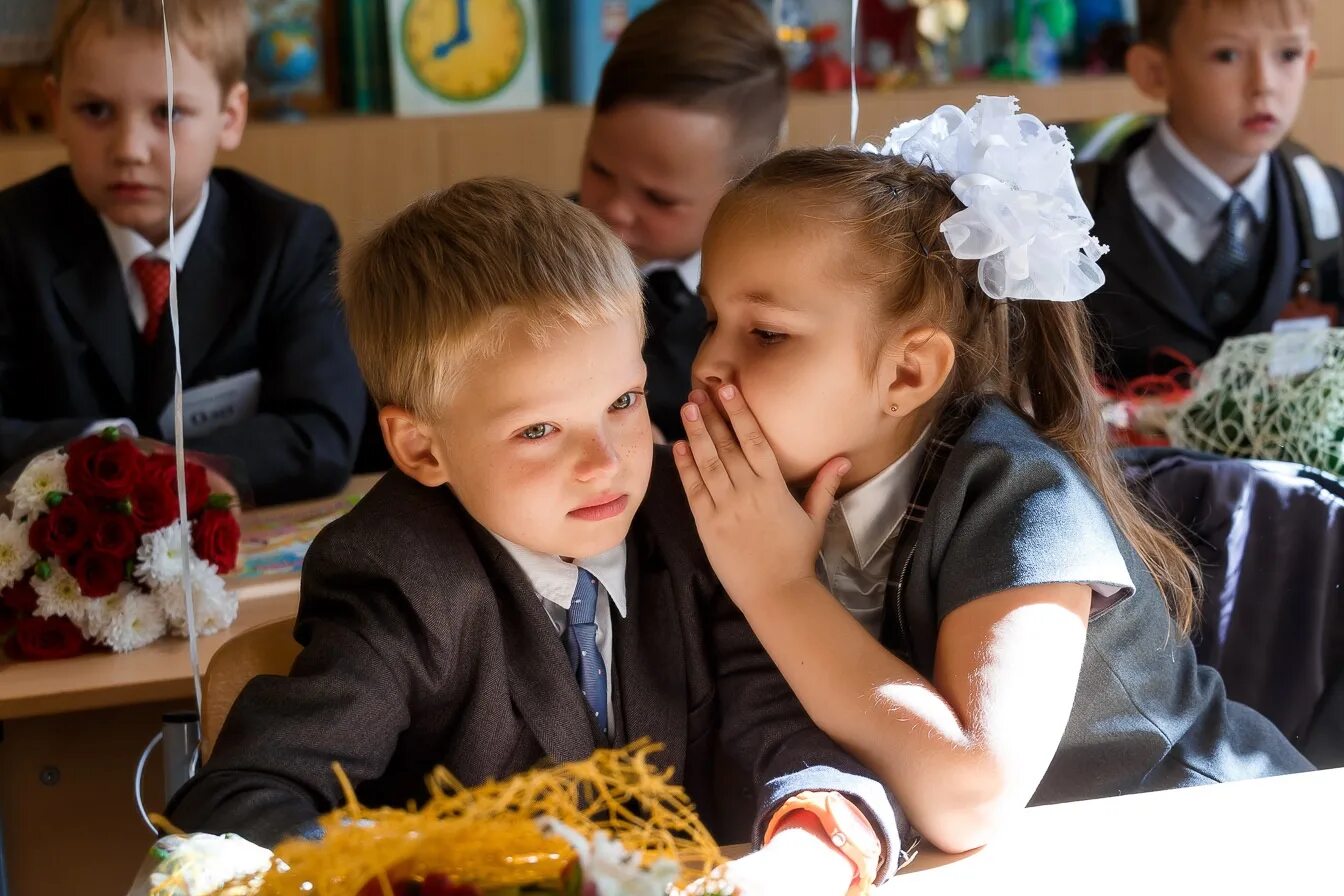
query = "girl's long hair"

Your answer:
(724, 147), (1198, 633)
